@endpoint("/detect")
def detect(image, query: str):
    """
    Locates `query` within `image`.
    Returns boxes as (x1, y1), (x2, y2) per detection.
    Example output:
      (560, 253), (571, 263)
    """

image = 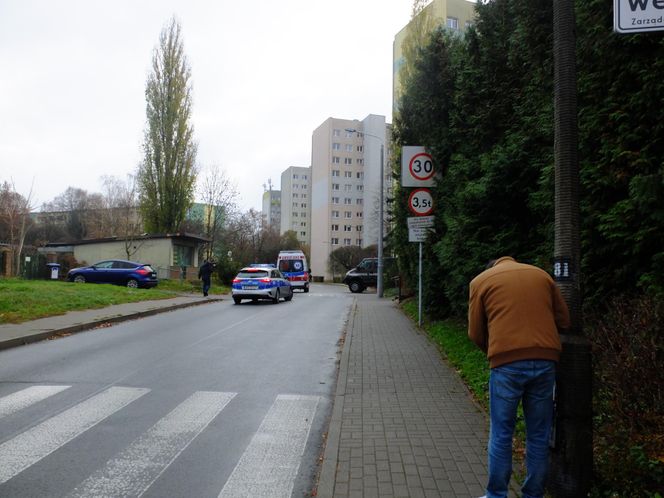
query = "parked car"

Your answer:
(342, 257), (396, 293)
(231, 267), (293, 304)
(67, 259), (158, 288)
